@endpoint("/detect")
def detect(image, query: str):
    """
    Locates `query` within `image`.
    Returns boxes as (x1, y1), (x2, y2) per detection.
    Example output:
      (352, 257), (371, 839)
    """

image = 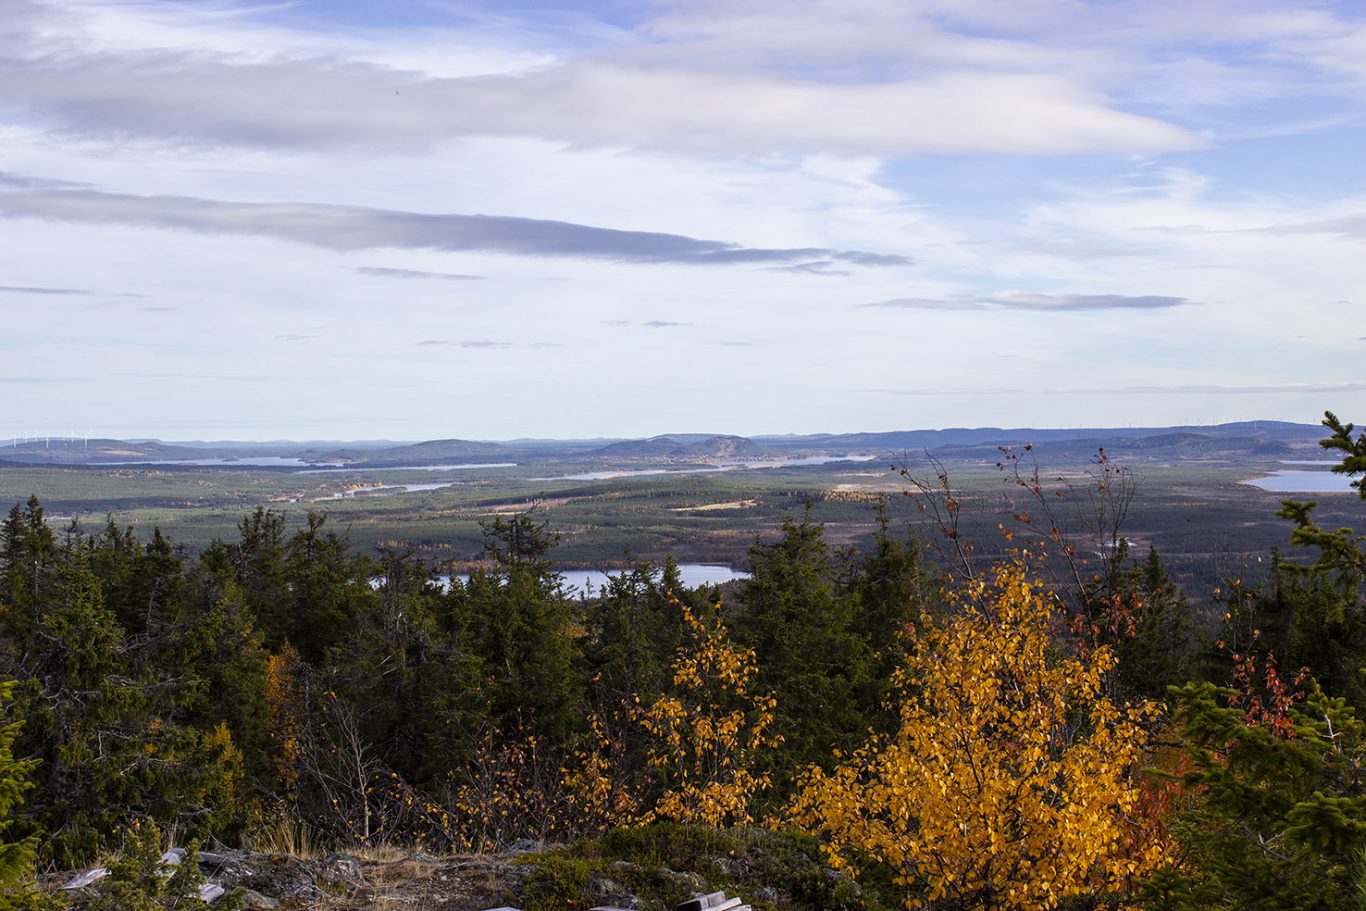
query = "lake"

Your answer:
(1244, 470), (1358, 493)
(297, 462), (517, 474)
(312, 481), (455, 500)
(539, 454), (877, 482)
(439, 563), (750, 595)
(103, 456), (341, 467)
